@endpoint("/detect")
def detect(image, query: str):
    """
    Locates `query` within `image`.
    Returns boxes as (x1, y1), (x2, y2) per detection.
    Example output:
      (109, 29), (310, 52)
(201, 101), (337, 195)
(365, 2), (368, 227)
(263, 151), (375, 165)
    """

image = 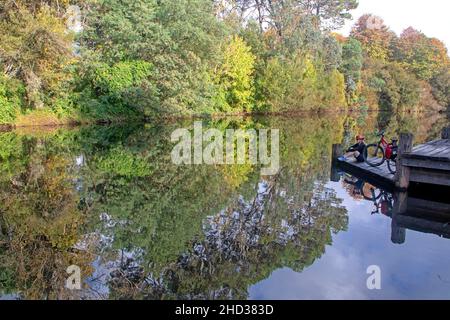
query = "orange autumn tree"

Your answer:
(393, 27), (450, 81)
(350, 14), (395, 62)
